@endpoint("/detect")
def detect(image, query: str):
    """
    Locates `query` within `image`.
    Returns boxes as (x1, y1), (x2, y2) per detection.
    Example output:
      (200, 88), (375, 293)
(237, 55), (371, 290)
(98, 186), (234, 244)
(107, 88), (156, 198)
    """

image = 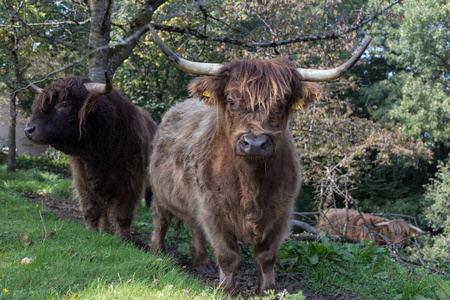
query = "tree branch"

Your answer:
(290, 219), (321, 235)
(13, 13), (87, 54)
(292, 212), (320, 216)
(290, 219), (365, 244)
(0, 19), (90, 27)
(154, 0), (403, 49)
(109, 0), (169, 71)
